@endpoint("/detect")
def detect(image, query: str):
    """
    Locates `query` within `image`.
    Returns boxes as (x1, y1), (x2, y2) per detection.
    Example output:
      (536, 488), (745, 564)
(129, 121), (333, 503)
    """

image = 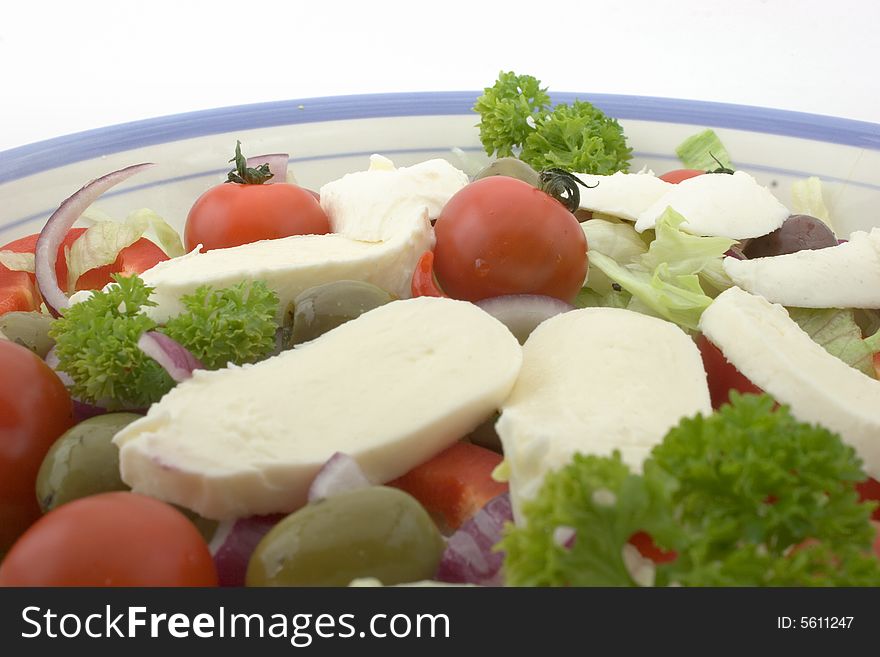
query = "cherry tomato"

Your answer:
(433, 176), (587, 302)
(856, 476), (880, 521)
(0, 492), (218, 586)
(411, 251), (447, 298)
(659, 169), (705, 184)
(185, 183), (331, 252)
(696, 334), (763, 409)
(0, 341), (74, 553)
